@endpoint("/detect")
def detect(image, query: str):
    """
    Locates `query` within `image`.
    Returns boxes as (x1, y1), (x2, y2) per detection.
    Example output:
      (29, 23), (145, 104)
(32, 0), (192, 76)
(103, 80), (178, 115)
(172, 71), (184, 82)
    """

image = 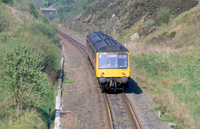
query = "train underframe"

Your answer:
(98, 77), (128, 92)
